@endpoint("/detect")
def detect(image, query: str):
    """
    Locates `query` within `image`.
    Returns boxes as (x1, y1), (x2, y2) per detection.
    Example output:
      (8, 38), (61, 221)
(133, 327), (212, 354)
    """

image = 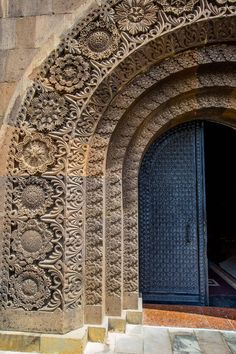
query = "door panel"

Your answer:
(139, 122), (208, 305)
